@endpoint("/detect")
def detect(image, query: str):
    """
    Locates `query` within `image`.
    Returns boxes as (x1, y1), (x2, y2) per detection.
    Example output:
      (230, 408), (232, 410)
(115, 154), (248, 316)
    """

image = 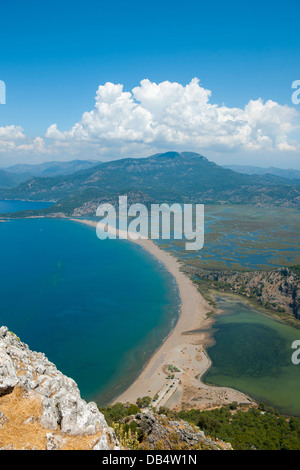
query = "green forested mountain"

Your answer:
(1, 152), (300, 216)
